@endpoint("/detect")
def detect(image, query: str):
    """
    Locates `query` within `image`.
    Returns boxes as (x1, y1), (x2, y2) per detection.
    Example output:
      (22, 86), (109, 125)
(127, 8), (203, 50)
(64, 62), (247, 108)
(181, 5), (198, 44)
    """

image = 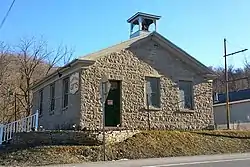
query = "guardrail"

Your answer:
(0, 111), (39, 145)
